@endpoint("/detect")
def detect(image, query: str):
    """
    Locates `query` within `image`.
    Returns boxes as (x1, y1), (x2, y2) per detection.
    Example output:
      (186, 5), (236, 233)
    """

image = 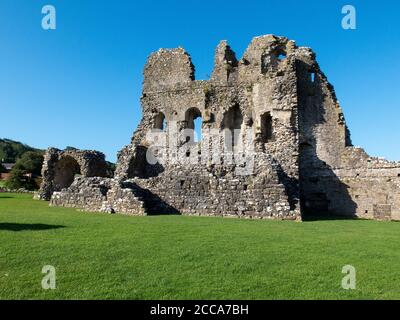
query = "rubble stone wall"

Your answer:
(113, 35), (302, 219)
(50, 177), (146, 216)
(38, 148), (109, 200)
